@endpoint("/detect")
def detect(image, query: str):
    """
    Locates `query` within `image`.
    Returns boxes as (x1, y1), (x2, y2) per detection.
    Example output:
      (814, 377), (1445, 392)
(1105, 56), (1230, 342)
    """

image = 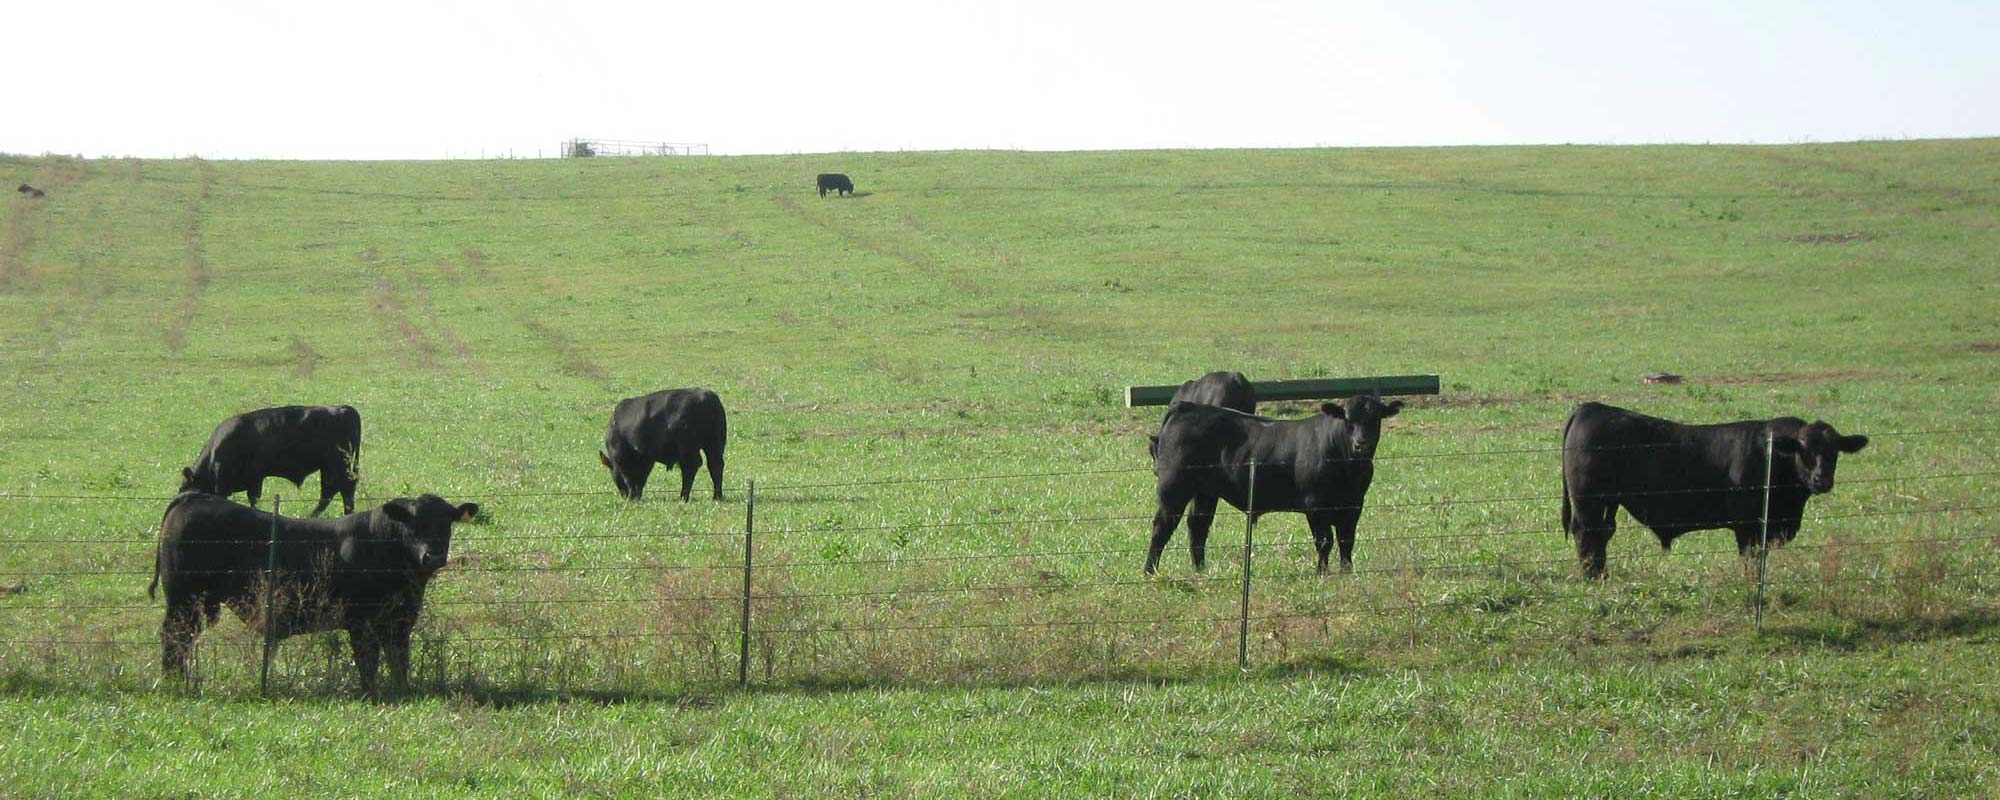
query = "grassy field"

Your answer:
(1, 141), (1996, 797)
